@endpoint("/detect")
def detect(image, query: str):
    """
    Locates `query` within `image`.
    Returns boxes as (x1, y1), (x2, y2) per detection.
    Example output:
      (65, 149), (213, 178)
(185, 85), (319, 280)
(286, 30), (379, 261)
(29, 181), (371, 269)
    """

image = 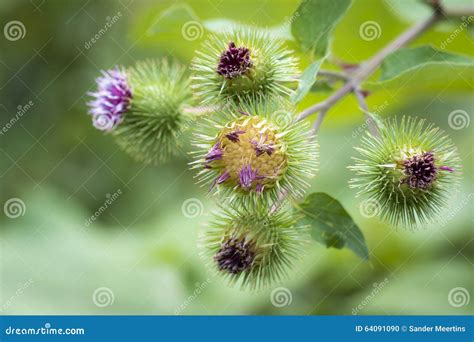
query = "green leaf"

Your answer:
(310, 80), (336, 93)
(291, 59), (324, 104)
(296, 192), (369, 260)
(366, 46), (474, 91)
(291, 0), (351, 56)
(379, 46), (474, 82)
